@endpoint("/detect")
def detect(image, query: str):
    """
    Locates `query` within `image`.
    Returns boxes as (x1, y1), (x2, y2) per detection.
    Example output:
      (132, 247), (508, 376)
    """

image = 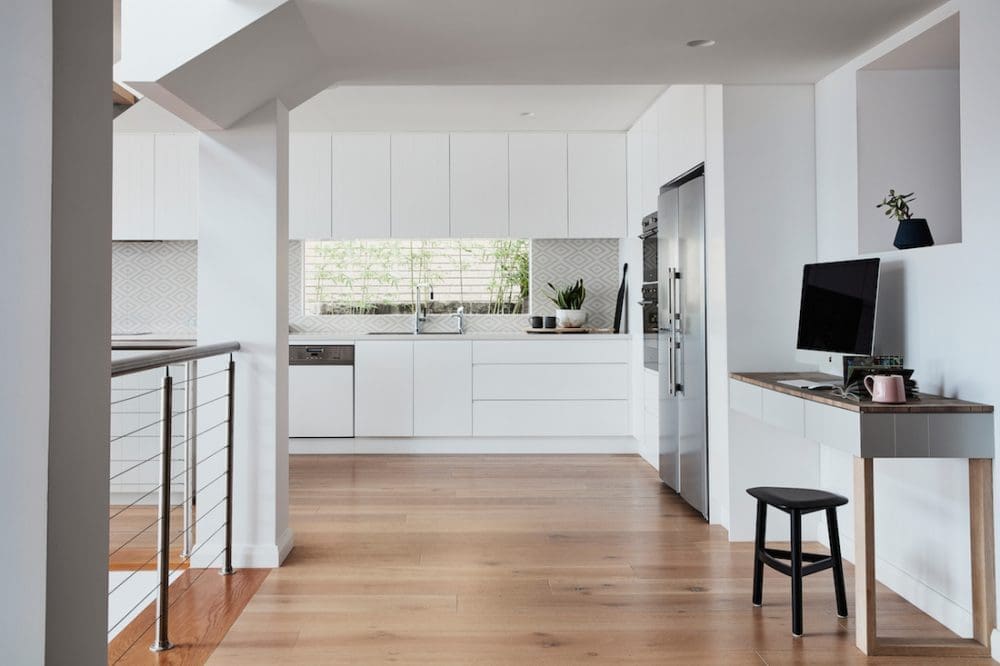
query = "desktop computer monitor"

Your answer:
(795, 258), (881, 366)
